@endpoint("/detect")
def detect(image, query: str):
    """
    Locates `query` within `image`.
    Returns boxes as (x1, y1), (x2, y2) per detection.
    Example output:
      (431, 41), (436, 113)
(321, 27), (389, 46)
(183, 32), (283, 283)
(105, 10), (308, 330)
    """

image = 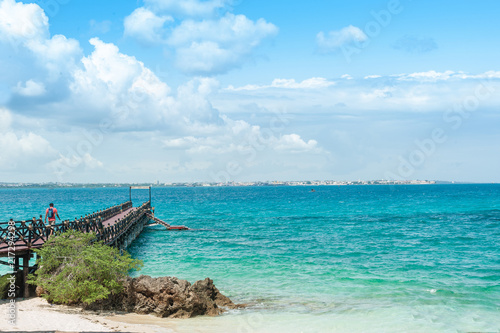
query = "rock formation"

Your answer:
(83, 275), (243, 318)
